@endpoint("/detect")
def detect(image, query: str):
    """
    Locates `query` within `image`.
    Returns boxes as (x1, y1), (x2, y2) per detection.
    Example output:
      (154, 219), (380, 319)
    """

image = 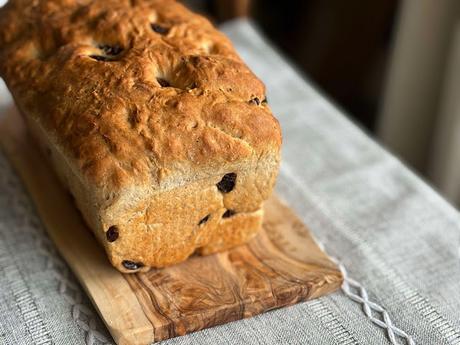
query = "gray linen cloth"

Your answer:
(1, 19), (460, 345)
